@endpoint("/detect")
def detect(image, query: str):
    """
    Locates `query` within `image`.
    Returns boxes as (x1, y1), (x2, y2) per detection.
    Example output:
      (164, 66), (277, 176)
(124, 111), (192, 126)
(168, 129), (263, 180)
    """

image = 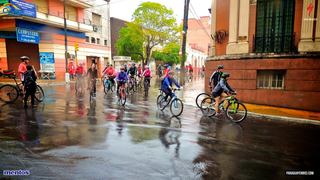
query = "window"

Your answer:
(33, 0), (48, 14)
(97, 38), (100, 44)
(91, 37), (96, 44)
(257, 70), (285, 89)
(92, 13), (101, 26)
(255, 0), (295, 53)
(65, 5), (77, 21)
(86, 36), (89, 42)
(104, 40), (107, 46)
